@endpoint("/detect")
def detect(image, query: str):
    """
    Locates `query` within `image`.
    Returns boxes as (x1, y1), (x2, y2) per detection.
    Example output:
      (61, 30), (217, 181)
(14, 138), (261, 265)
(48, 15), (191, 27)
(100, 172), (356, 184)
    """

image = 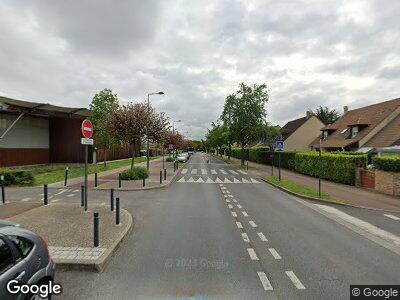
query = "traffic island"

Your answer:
(7, 203), (132, 272)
